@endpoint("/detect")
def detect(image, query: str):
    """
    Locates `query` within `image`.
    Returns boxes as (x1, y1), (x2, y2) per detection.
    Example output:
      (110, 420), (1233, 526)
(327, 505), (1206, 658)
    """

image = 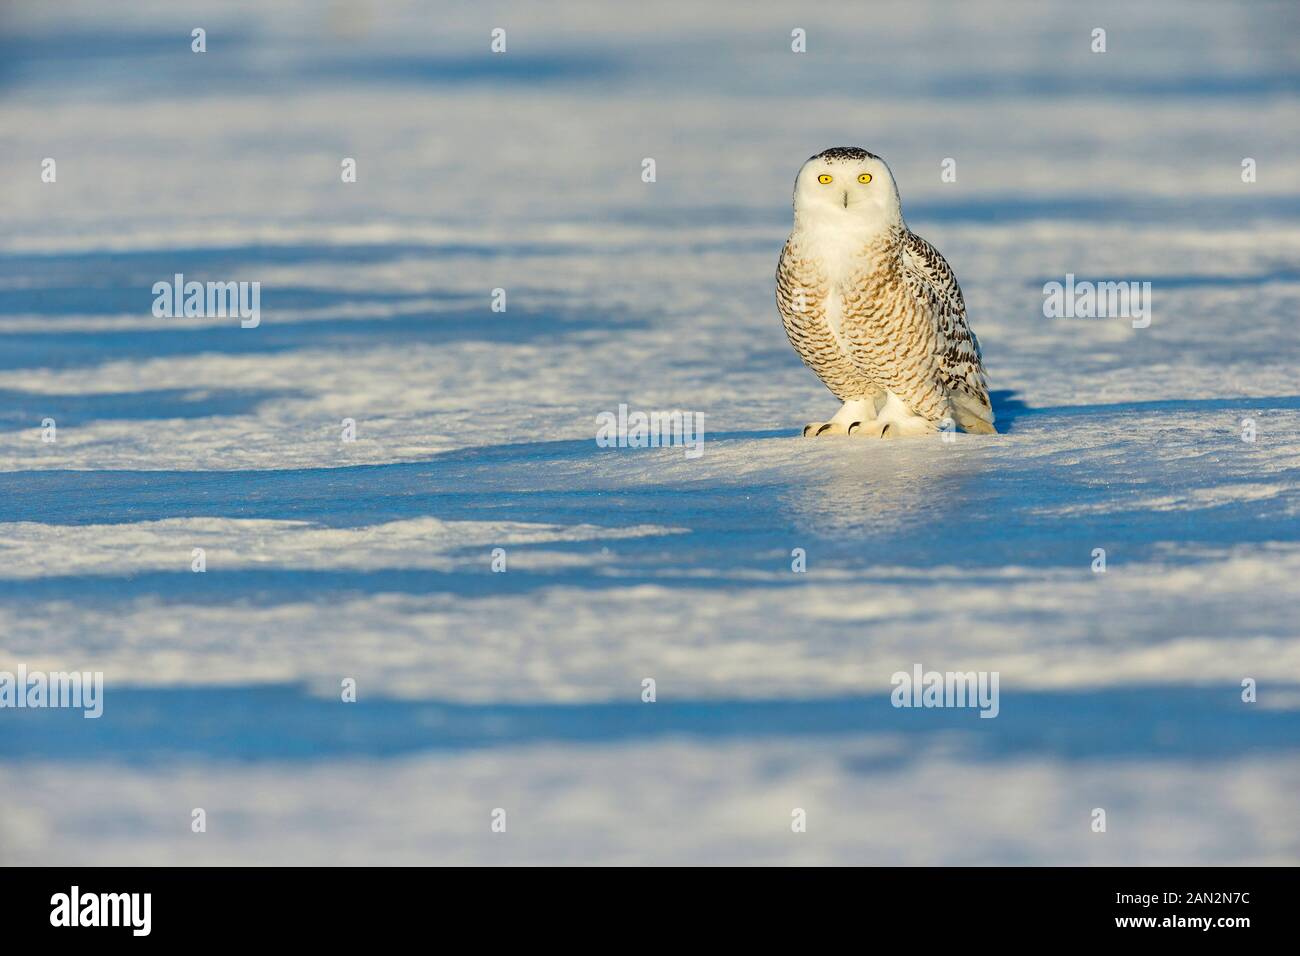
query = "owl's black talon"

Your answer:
(802, 424), (815, 437)
(881, 424), (894, 438)
(847, 421), (862, 435)
(815, 423), (834, 436)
